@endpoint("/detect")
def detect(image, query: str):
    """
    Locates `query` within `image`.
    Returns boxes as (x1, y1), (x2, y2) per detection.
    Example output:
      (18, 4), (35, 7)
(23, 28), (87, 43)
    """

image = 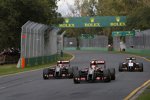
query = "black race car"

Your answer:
(43, 60), (77, 79)
(73, 60), (116, 84)
(119, 57), (143, 72)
